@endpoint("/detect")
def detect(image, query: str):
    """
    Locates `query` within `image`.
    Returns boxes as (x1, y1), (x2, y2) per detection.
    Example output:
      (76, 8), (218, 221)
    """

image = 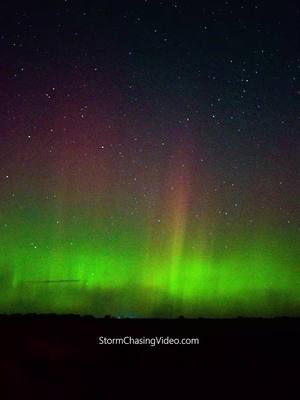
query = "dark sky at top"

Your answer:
(0, 0), (299, 238)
